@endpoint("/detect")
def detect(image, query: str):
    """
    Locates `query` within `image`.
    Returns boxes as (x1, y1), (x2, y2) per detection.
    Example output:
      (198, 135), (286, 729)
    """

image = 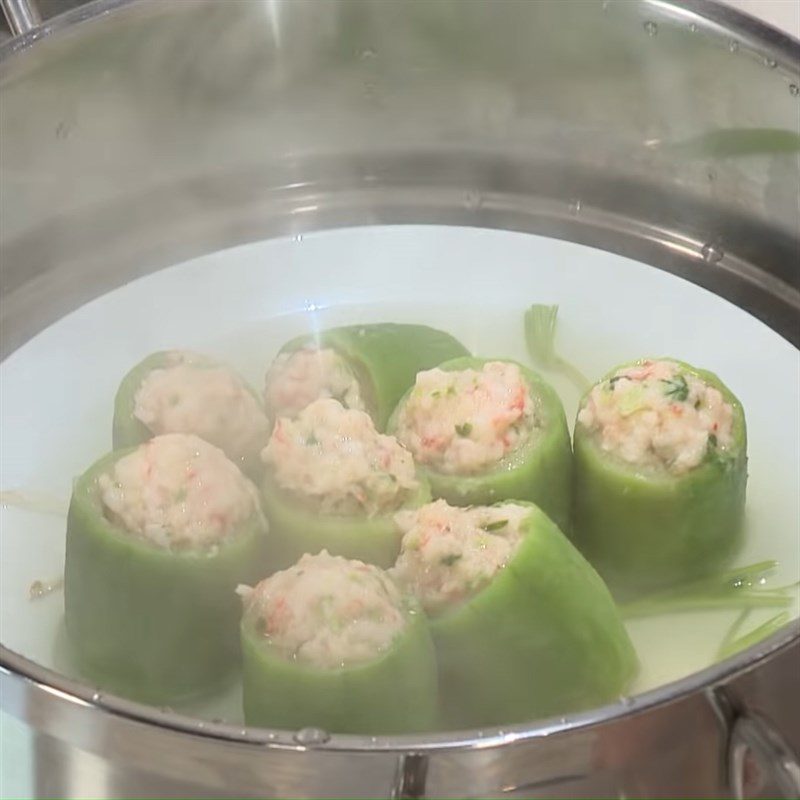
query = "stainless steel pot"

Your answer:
(1, 1), (798, 797)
